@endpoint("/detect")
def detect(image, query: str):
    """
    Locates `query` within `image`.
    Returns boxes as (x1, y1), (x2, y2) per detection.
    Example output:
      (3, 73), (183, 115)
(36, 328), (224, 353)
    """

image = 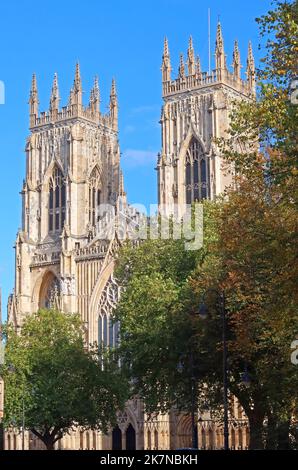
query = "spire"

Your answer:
(110, 77), (117, 99)
(93, 76), (100, 104)
(89, 87), (94, 107)
(246, 41), (256, 95)
(68, 87), (74, 107)
(232, 40), (241, 80)
(187, 36), (195, 75)
(74, 62), (81, 90)
(247, 42), (255, 71)
(216, 21), (224, 53)
(29, 73), (39, 126)
(73, 62), (82, 107)
(178, 53), (185, 79)
(49, 73), (60, 114)
(195, 55), (201, 77)
(119, 170), (125, 196)
(161, 37), (171, 82)
(31, 73), (38, 96)
(215, 21), (226, 78)
(89, 75), (100, 115)
(164, 36), (169, 56)
(110, 78), (118, 130)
